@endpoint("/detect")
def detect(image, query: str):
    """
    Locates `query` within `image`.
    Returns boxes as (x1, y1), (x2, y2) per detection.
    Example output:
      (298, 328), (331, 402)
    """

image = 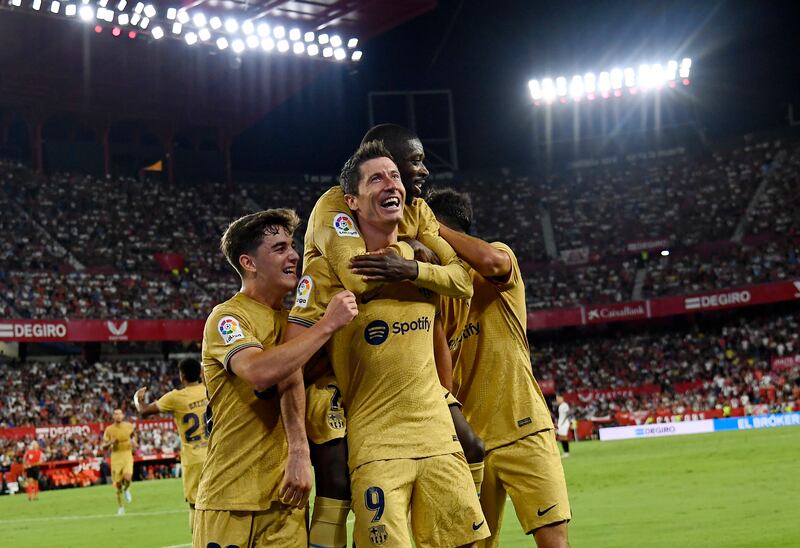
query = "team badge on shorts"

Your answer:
(333, 213), (359, 238)
(295, 276), (313, 308)
(327, 410), (345, 430)
(217, 316), (244, 345)
(368, 524), (388, 545)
